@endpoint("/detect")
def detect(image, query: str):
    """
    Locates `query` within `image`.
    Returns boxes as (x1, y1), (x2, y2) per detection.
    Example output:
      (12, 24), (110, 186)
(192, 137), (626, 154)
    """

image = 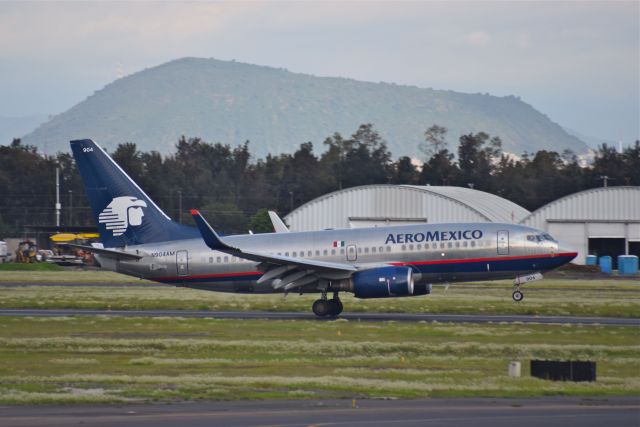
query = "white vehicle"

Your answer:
(0, 241), (8, 263)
